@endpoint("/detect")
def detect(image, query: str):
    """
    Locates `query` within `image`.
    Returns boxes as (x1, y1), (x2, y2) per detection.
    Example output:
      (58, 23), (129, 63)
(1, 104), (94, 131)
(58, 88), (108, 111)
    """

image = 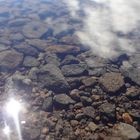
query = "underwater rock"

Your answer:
(61, 63), (87, 77)
(0, 49), (23, 71)
(54, 94), (75, 108)
(99, 72), (124, 93)
(22, 21), (48, 39)
(14, 43), (39, 57)
(37, 64), (70, 92)
(23, 56), (40, 67)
